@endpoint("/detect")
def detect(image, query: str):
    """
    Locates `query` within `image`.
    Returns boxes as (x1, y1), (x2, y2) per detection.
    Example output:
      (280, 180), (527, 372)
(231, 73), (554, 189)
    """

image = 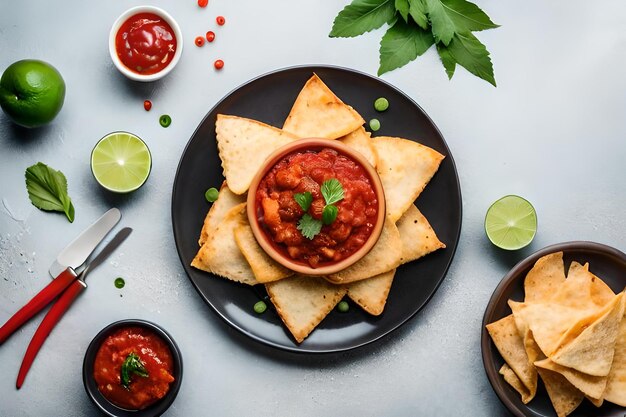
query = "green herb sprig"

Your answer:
(120, 353), (149, 389)
(25, 162), (75, 222)
(329, 0), (499, 86)
(296, 179), (344, 240)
